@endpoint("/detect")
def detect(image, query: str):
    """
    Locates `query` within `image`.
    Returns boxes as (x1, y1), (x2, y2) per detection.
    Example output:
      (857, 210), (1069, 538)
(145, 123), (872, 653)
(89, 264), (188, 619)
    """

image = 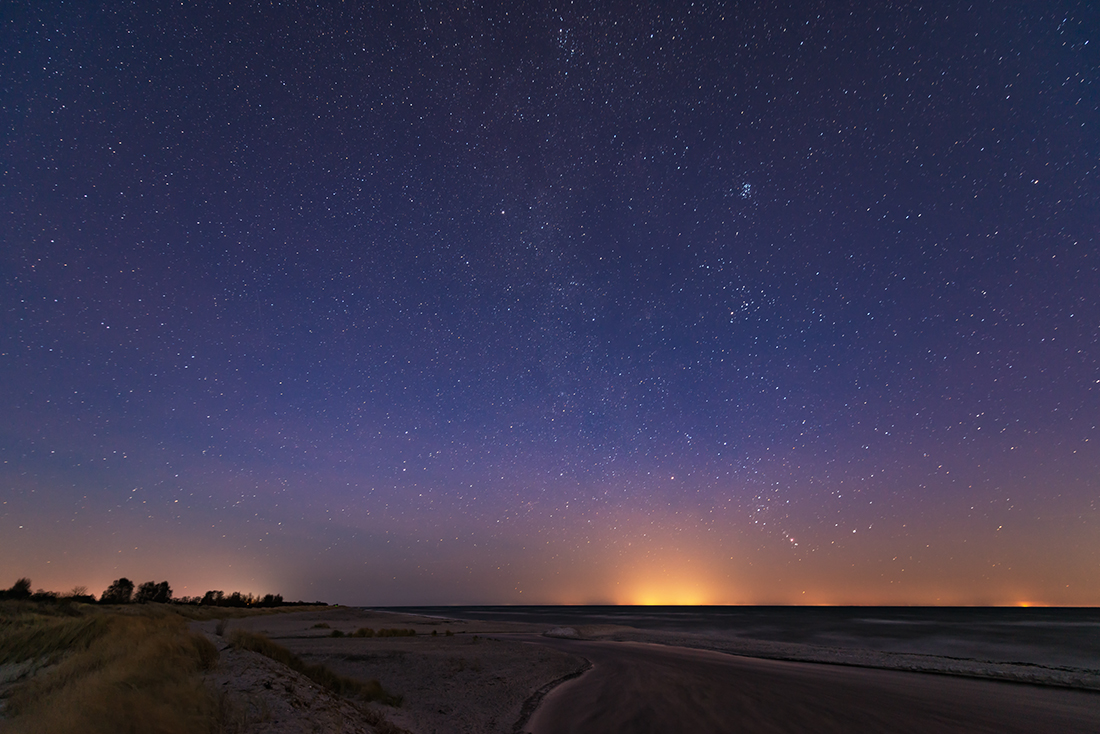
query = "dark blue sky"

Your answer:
(2, 1), (1097, 605)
